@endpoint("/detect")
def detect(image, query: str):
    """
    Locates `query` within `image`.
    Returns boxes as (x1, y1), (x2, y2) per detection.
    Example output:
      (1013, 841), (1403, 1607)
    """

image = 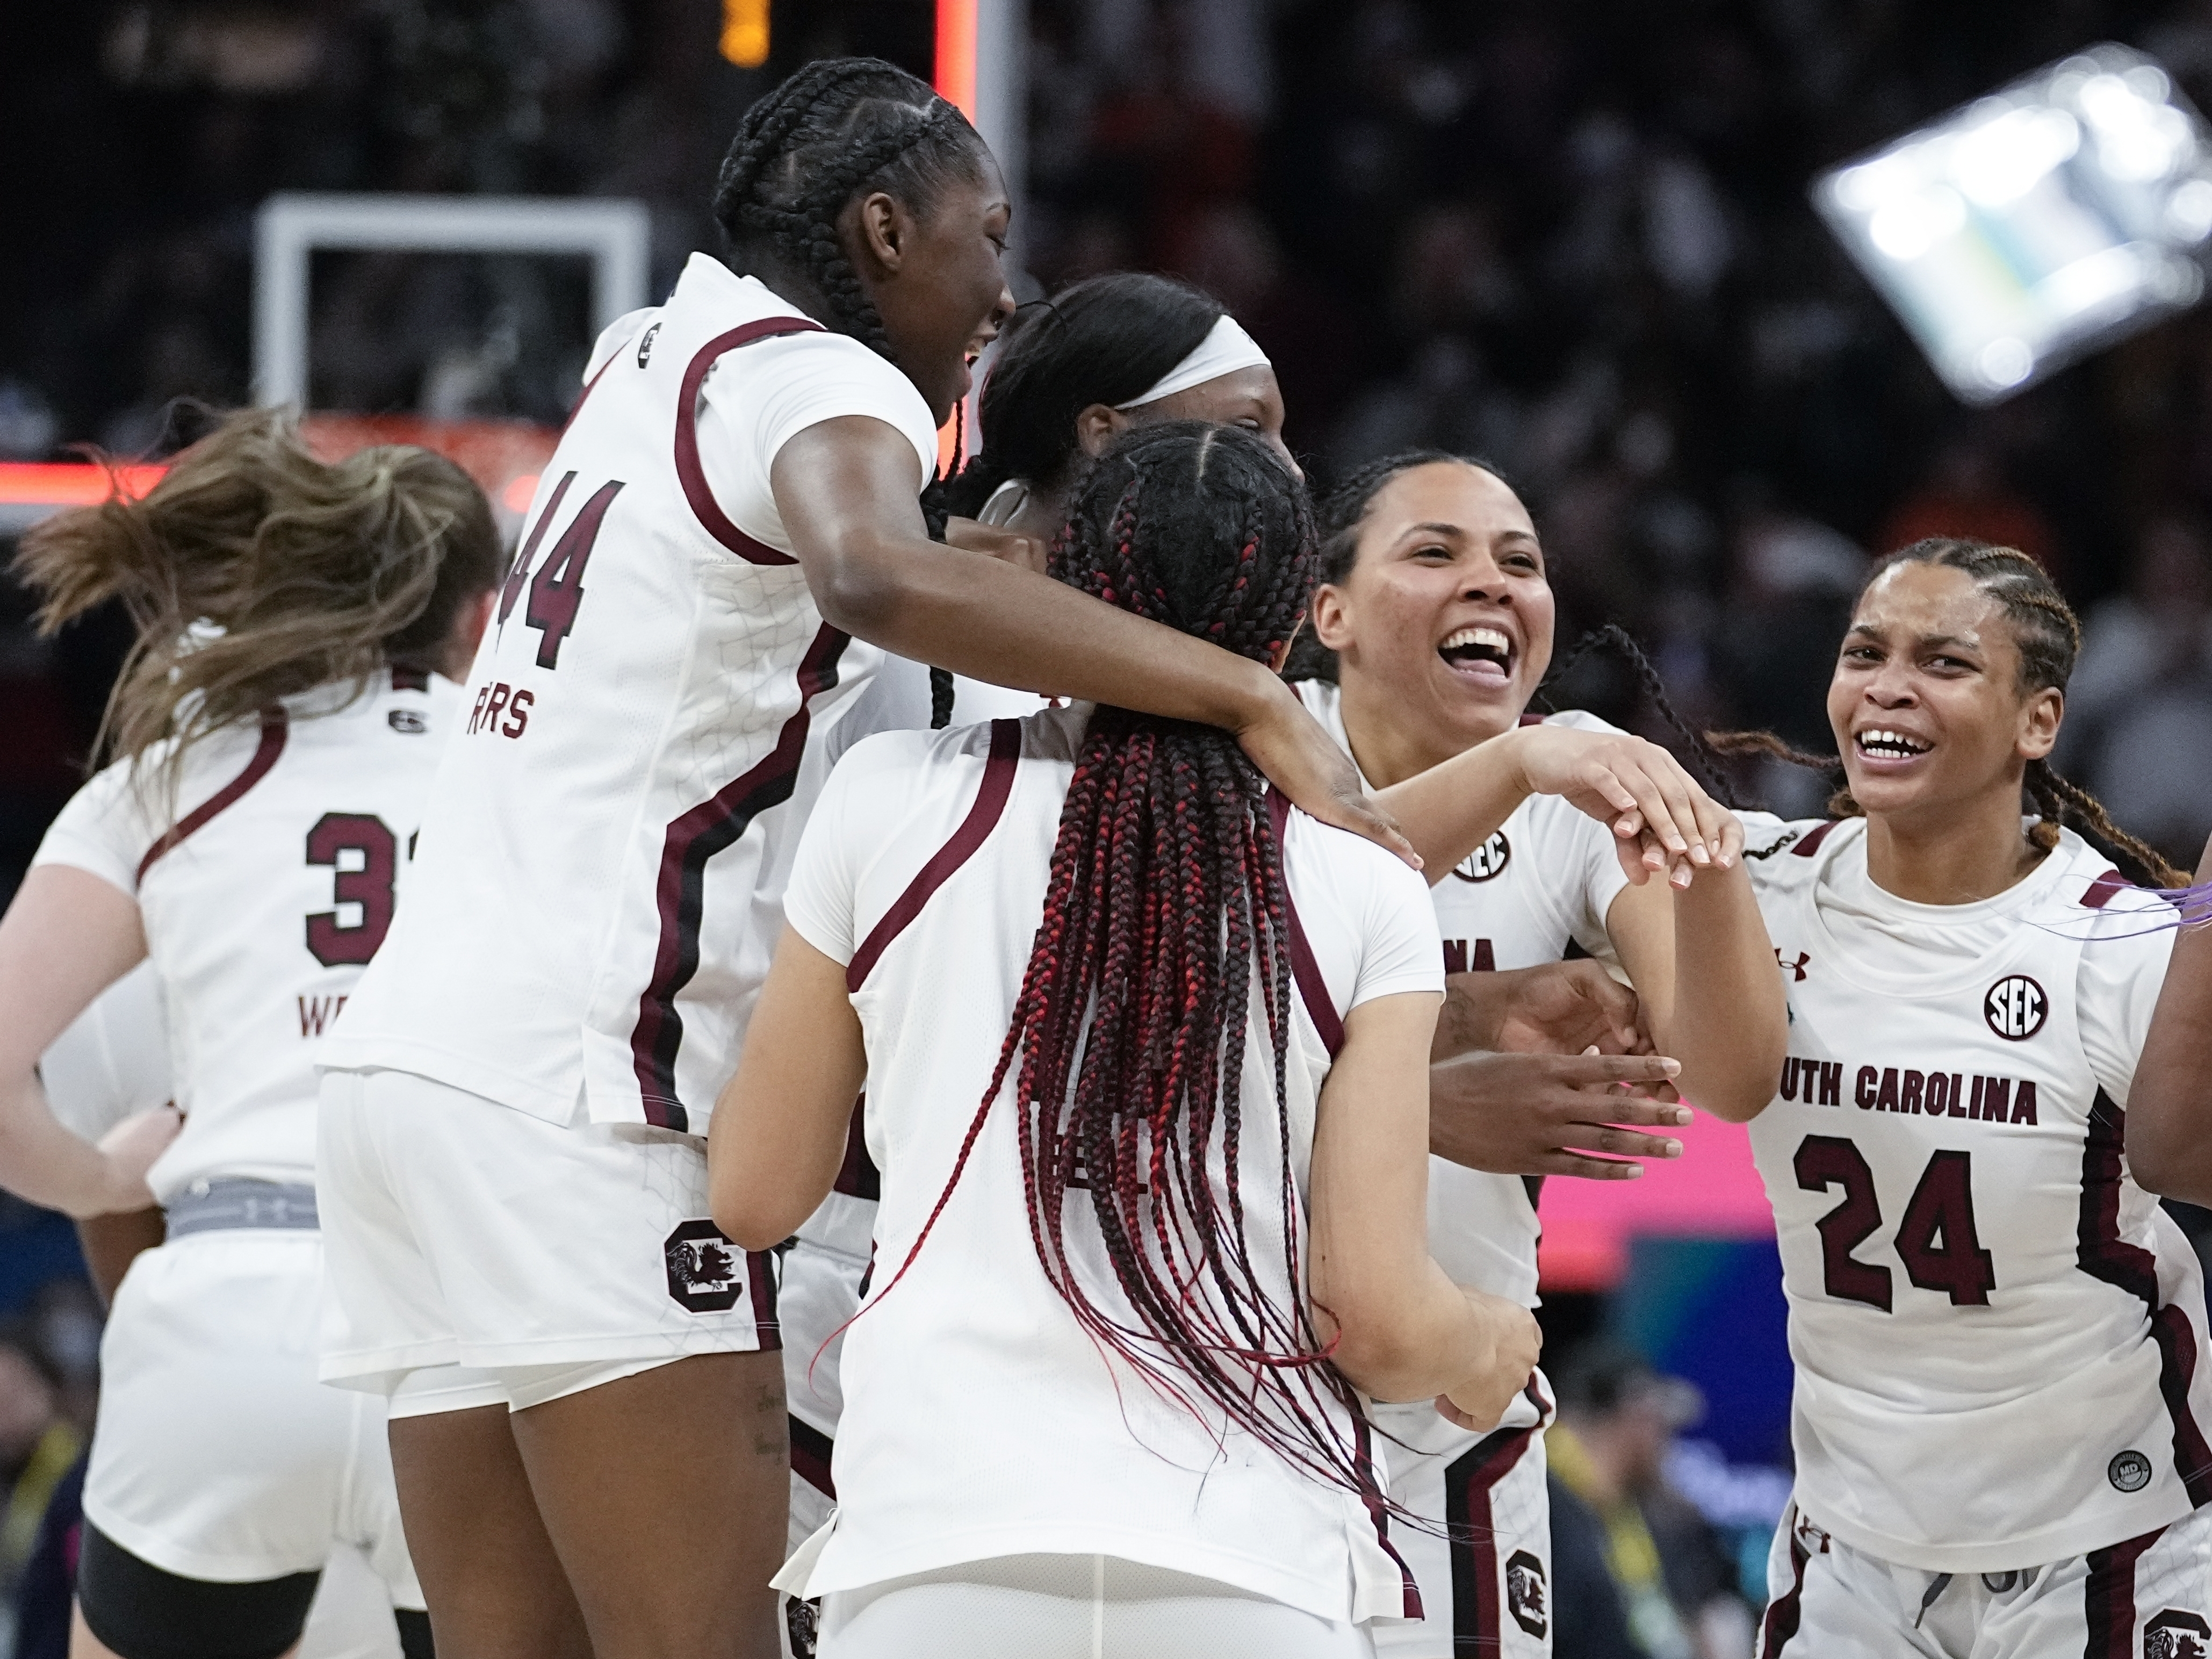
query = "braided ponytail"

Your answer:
(872, 422), (1393, 1505)
(713, 58), (985, 362)
(1542, 624), (1740, 807)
